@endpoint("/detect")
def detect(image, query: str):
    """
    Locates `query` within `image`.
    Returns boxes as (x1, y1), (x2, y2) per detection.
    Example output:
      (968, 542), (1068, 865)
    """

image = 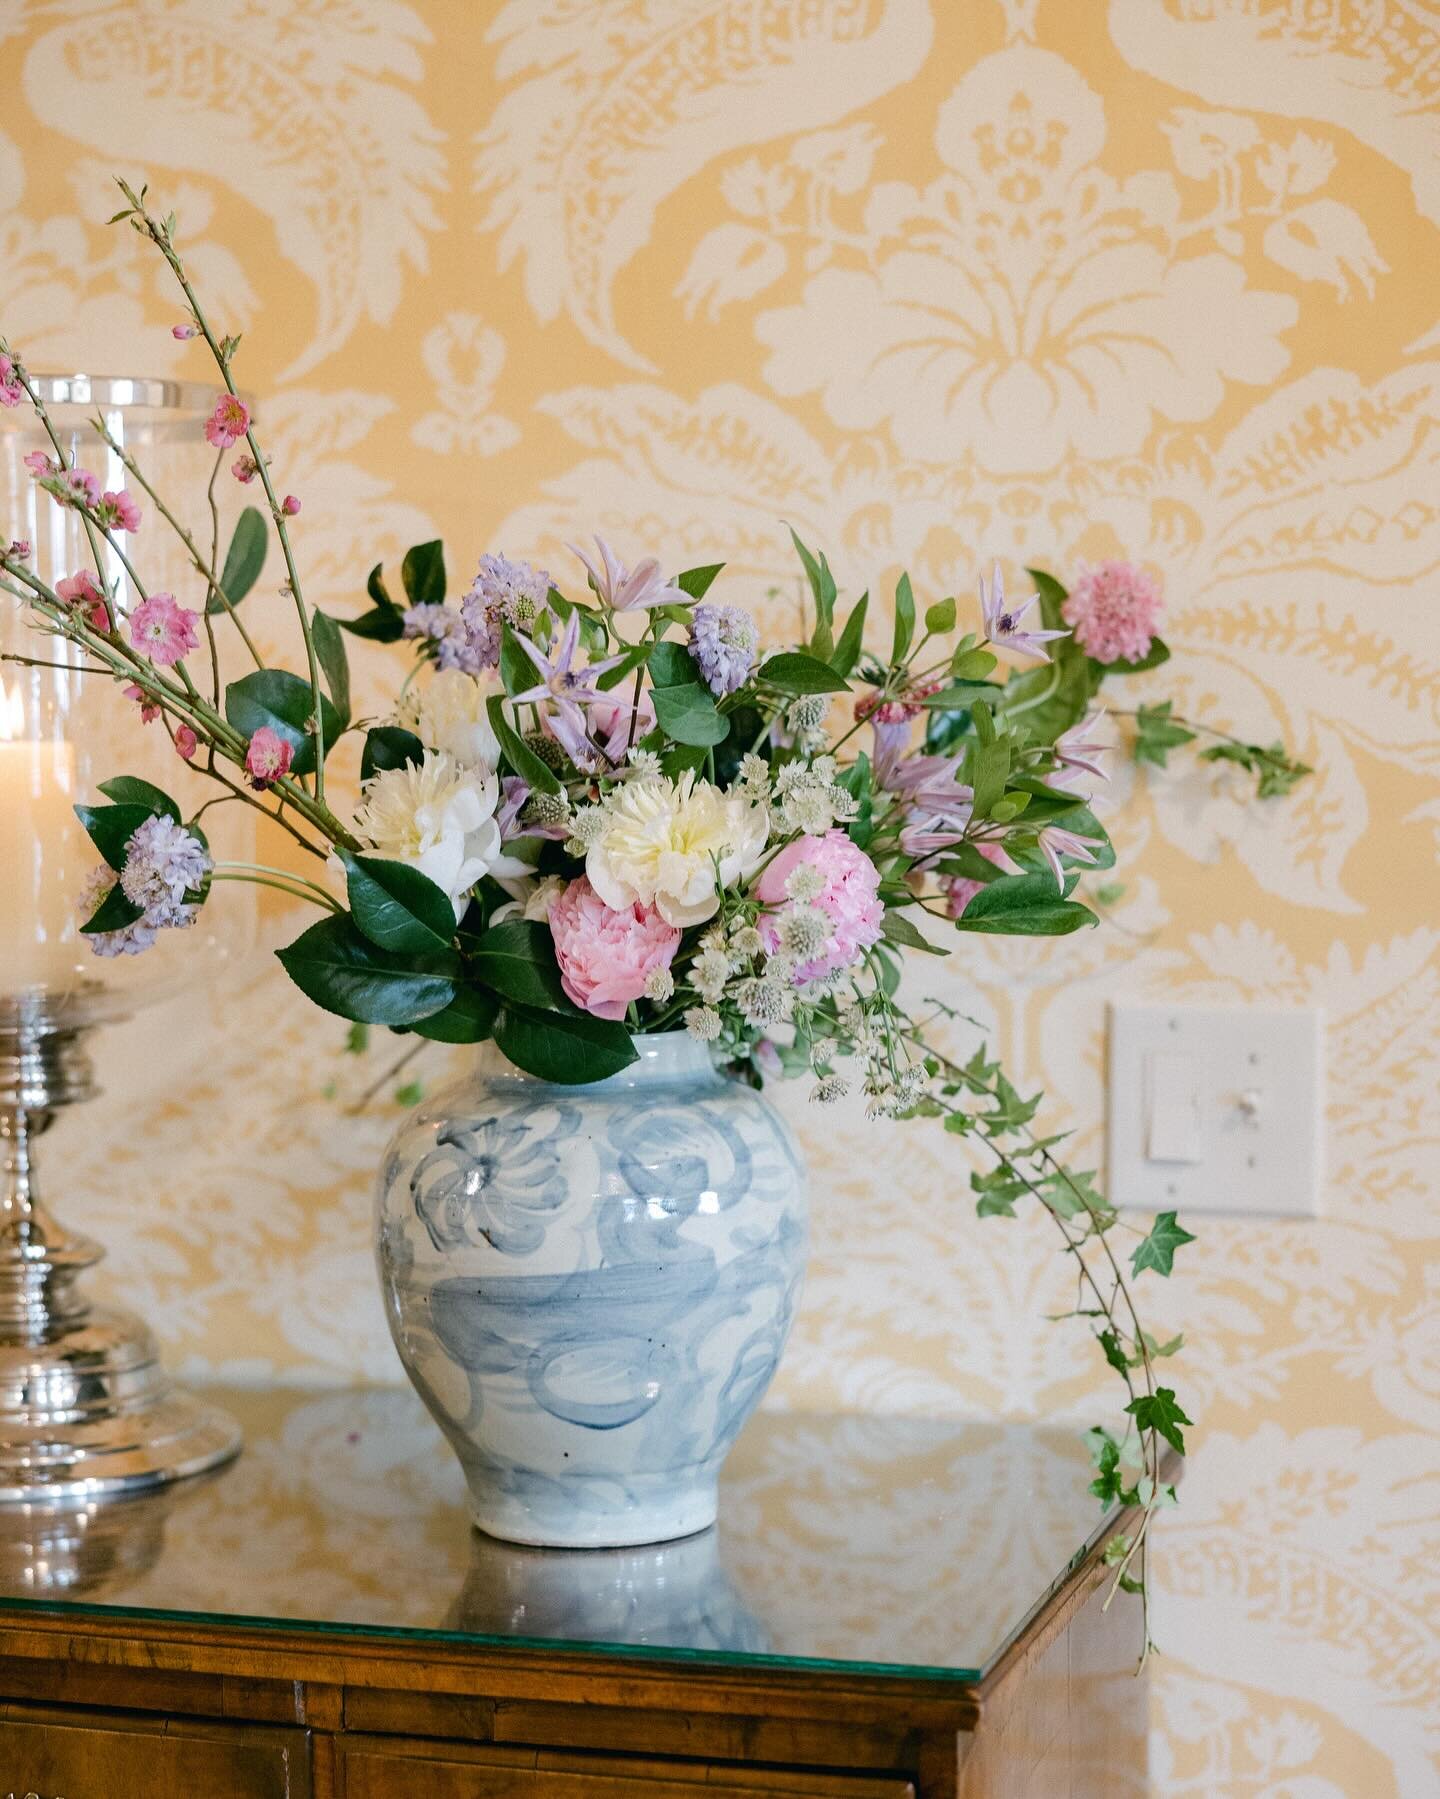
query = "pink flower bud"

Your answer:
(174, 724), (198, 761)
(7, 539), (30, 560)
(281, 494), (301, 516)
(172, 324), (198, 340)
